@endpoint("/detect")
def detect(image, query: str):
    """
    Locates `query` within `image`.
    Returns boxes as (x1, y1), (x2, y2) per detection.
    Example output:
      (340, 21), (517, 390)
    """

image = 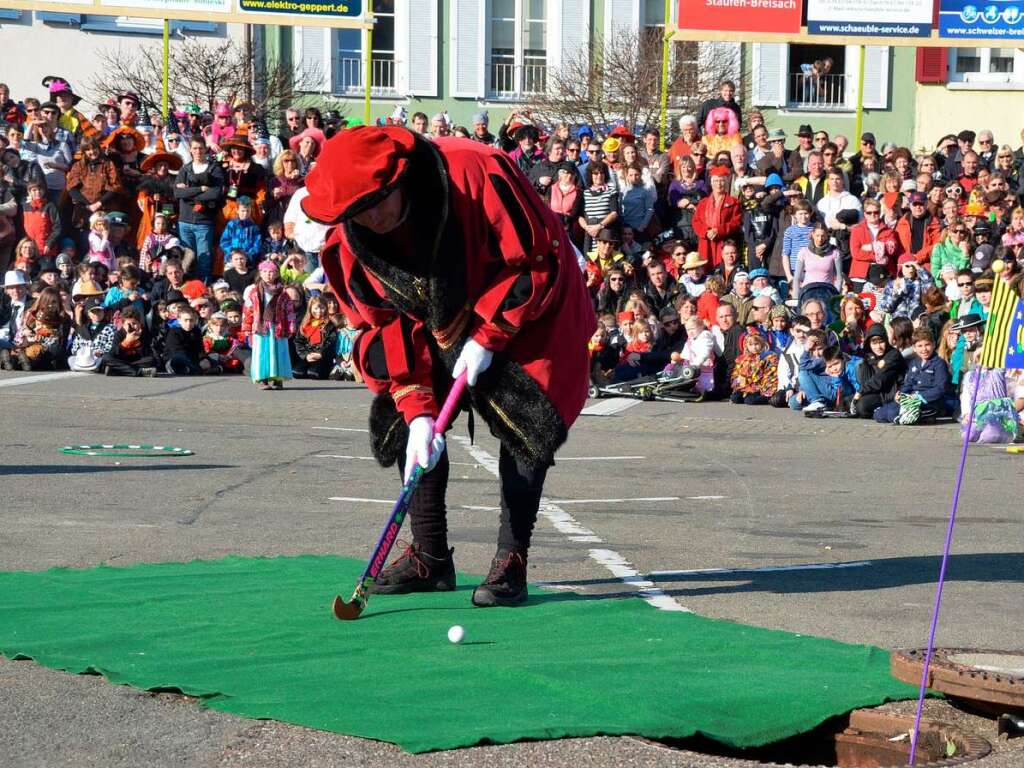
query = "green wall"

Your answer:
(269, 0), (612, 129)
(748, 46), (916, 148)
